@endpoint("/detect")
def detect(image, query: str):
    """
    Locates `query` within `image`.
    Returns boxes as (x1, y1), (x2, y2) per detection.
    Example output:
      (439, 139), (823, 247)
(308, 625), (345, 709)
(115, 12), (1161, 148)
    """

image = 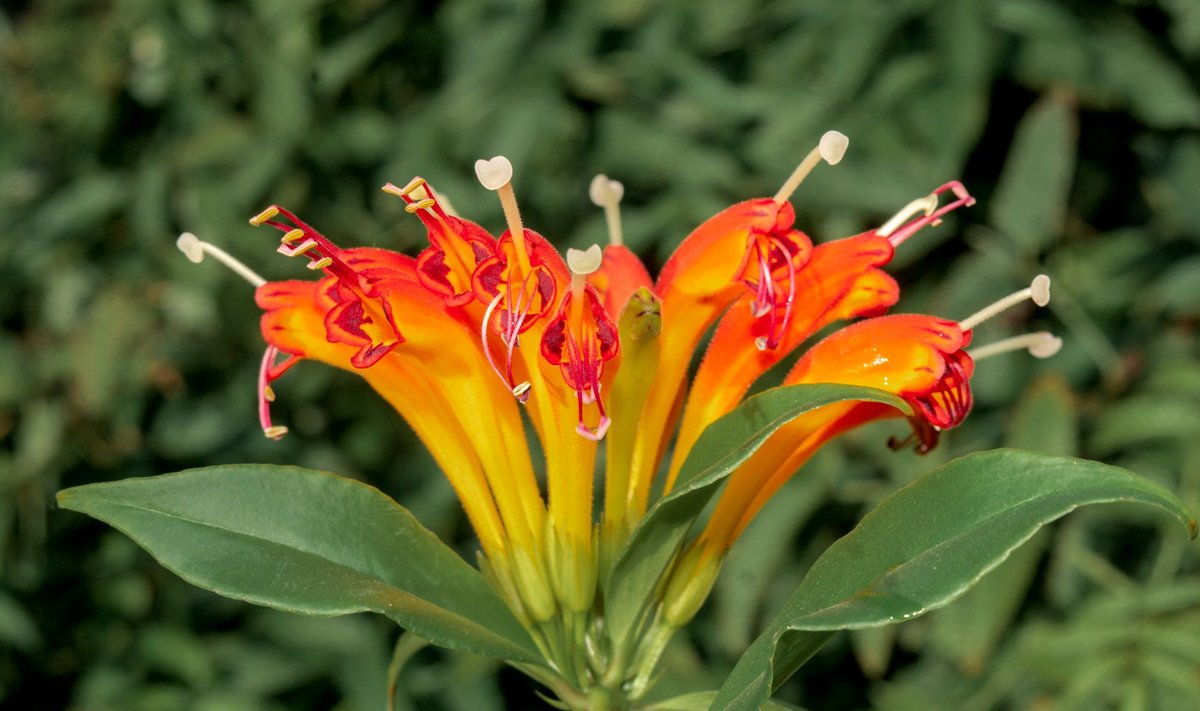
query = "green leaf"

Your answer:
(604, 384), (911, 651)
(56, 465), (540, 664)
(712, 449), (1196, 710)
